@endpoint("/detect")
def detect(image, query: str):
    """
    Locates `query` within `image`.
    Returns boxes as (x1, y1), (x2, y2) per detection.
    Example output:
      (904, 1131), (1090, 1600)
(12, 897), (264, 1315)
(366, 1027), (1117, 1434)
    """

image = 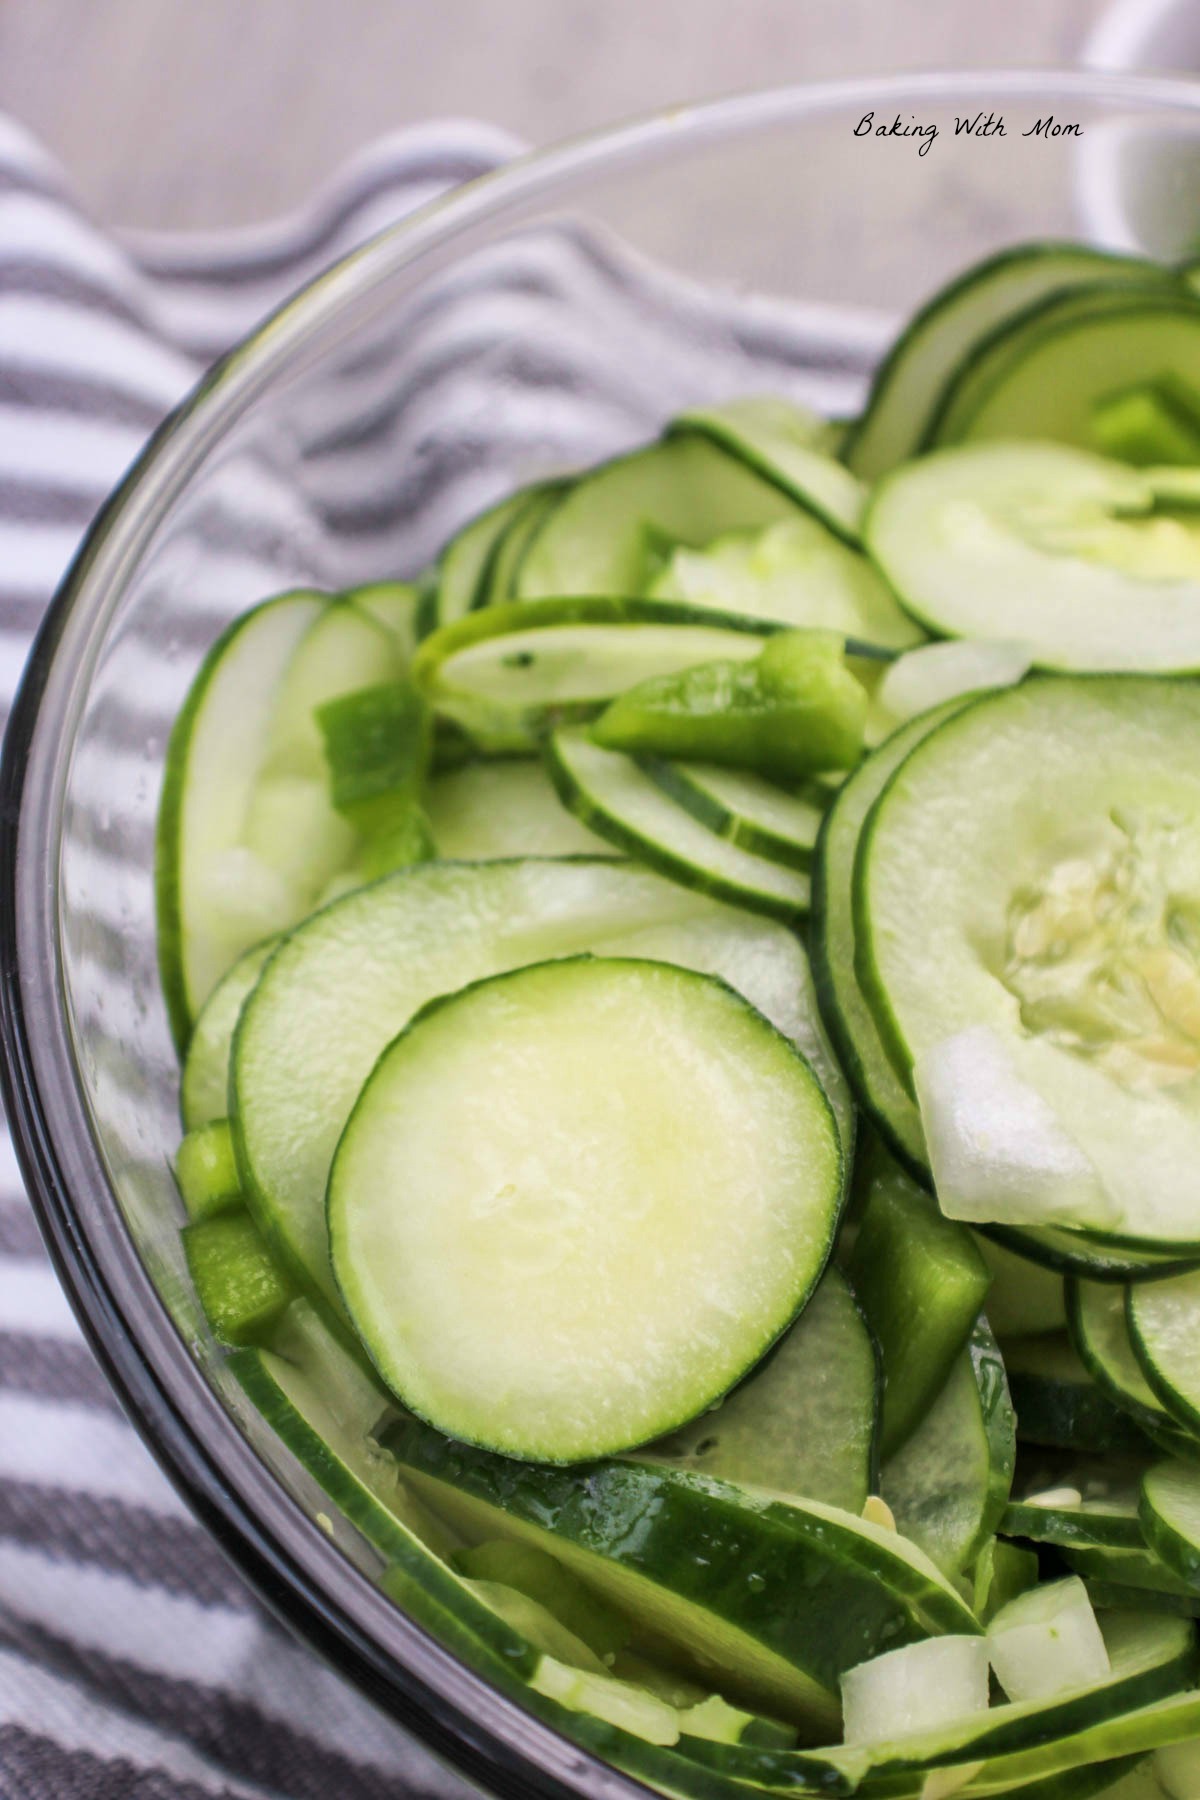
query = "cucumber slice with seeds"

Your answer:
(865, 444), (1200, 675)
(546, 727), (812, 924)
(646, 1266), (878, 1513)
(329, 956), (842, 1462)
(639, 759), (827, 871)
(515, 435), (802, 599)
(842, 243), (1169, 479)
(881, 1316), (1016, 1576)
(233, 858), (849, 1304)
